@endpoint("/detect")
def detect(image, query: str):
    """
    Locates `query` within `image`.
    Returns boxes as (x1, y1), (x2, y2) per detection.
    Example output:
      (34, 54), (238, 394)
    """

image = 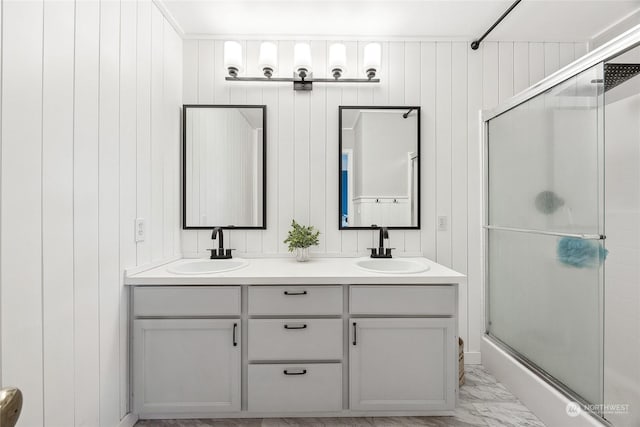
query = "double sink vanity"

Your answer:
(130, 103), (465, 420)
(125, 256), (465, 420)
